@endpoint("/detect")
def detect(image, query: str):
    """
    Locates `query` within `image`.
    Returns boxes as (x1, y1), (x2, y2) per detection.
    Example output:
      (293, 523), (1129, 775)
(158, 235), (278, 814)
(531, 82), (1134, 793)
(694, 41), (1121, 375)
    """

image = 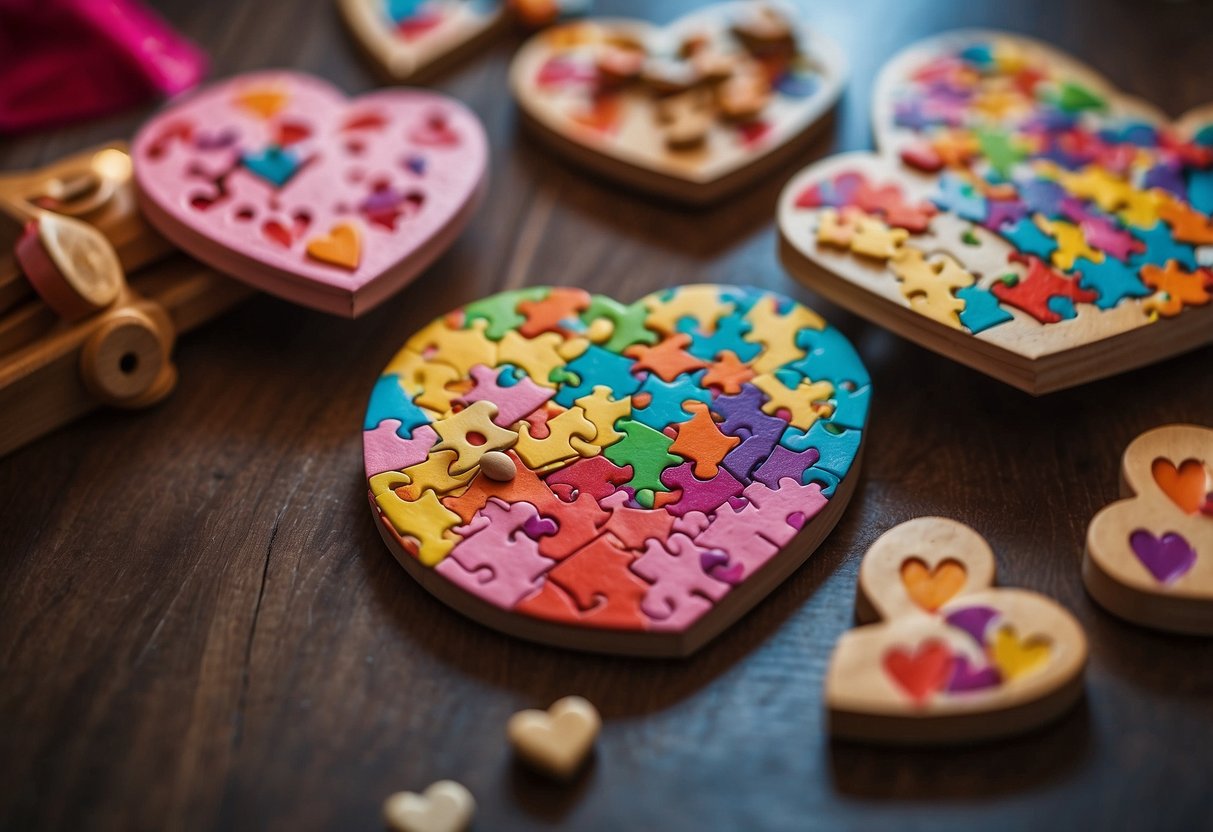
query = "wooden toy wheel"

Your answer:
(79, 305), (177, 408)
